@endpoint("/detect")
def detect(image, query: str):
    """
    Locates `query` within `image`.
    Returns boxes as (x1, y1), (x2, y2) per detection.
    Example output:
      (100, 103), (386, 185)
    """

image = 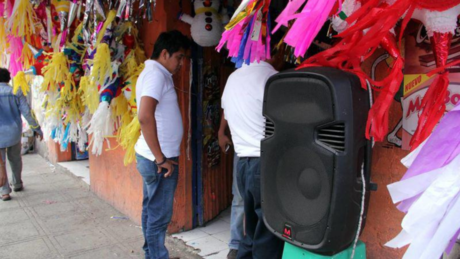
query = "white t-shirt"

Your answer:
(221, 61), (277, 157)
(135, 60), (183, 161)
